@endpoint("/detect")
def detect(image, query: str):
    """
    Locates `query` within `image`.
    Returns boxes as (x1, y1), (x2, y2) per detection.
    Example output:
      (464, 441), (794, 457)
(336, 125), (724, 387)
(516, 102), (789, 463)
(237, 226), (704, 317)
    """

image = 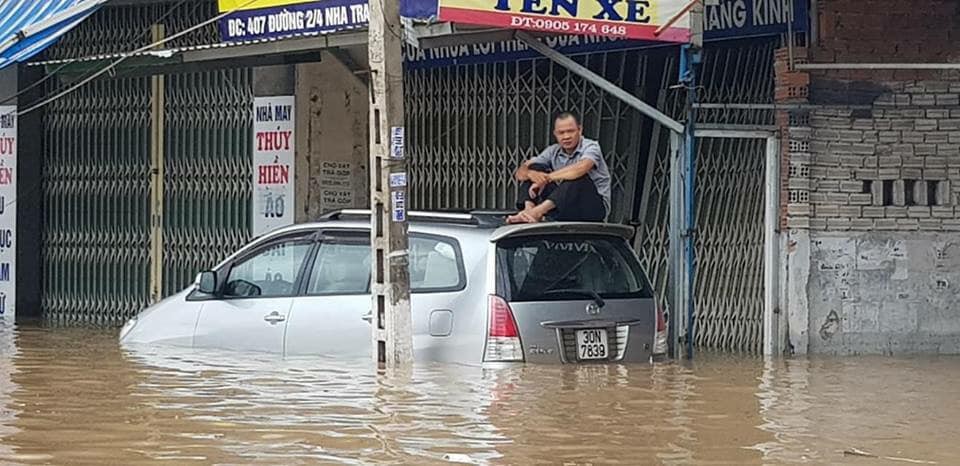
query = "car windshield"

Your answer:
(497, 235), (652, 302)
